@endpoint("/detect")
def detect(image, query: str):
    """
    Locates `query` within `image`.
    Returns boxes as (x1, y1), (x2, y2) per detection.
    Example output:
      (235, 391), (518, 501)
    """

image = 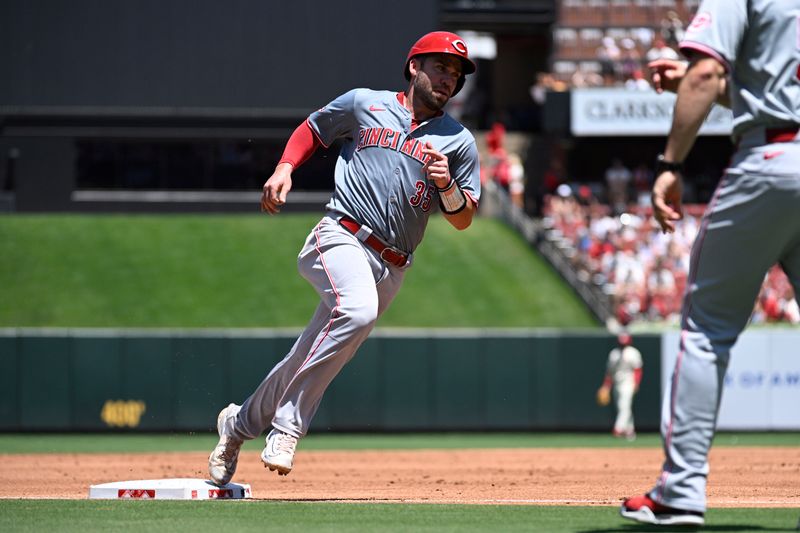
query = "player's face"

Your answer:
(412, 54), (462, 110)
